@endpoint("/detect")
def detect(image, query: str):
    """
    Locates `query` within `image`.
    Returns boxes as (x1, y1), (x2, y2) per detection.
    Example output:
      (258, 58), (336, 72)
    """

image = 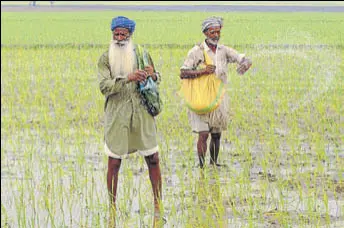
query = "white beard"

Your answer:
(207, 38), (219, 45)
(108, 38), (135, 79)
